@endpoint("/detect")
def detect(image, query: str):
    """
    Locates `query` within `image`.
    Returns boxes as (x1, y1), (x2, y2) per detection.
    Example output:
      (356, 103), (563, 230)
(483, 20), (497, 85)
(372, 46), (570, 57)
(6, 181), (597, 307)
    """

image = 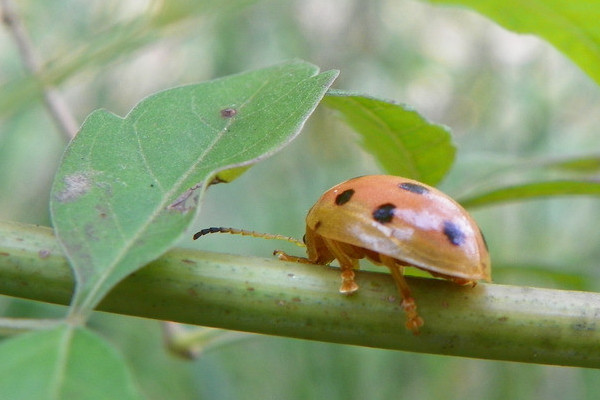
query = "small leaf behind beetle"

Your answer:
(323, 91), (455, 186)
